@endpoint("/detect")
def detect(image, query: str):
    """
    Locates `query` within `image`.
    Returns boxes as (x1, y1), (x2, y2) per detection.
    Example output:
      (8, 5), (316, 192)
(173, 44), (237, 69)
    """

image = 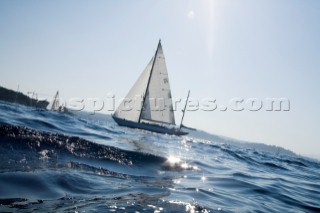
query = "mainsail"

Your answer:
(114, 41), (175, 125)
(47, 91), (60, 111)
(140, 42), (175, 125)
